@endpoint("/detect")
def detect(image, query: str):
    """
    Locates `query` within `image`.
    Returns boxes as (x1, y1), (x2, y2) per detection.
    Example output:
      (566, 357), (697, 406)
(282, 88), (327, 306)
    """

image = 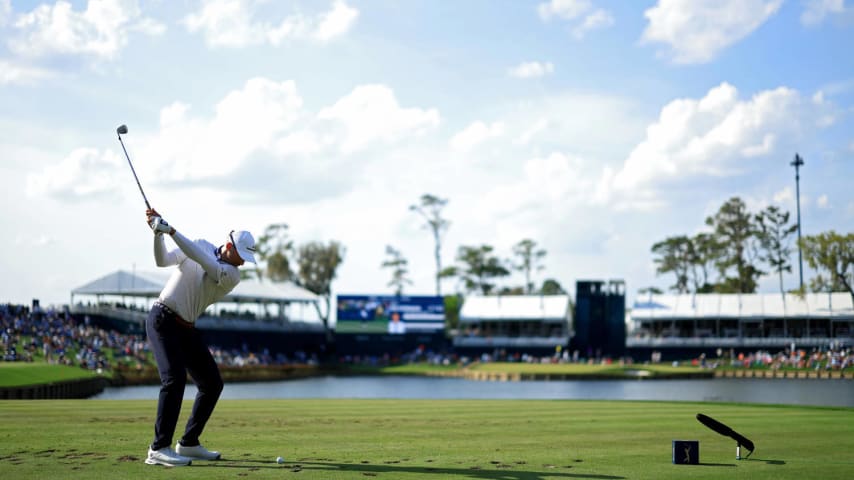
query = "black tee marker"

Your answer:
(697, 413), (754, 459)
